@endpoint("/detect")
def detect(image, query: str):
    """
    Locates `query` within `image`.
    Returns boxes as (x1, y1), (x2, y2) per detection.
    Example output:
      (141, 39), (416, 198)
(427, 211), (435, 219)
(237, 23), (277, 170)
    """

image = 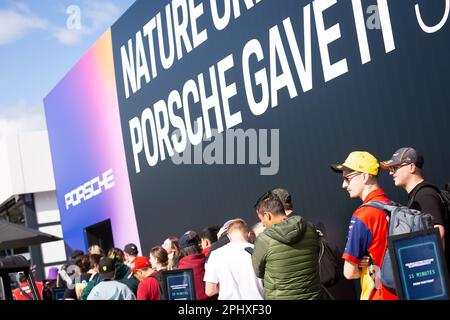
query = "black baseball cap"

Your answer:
(179, 231), (200, 250)
(124, 243), (138, 256)
(98, 257), (116, 280)
(380, 147), (424, 169)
